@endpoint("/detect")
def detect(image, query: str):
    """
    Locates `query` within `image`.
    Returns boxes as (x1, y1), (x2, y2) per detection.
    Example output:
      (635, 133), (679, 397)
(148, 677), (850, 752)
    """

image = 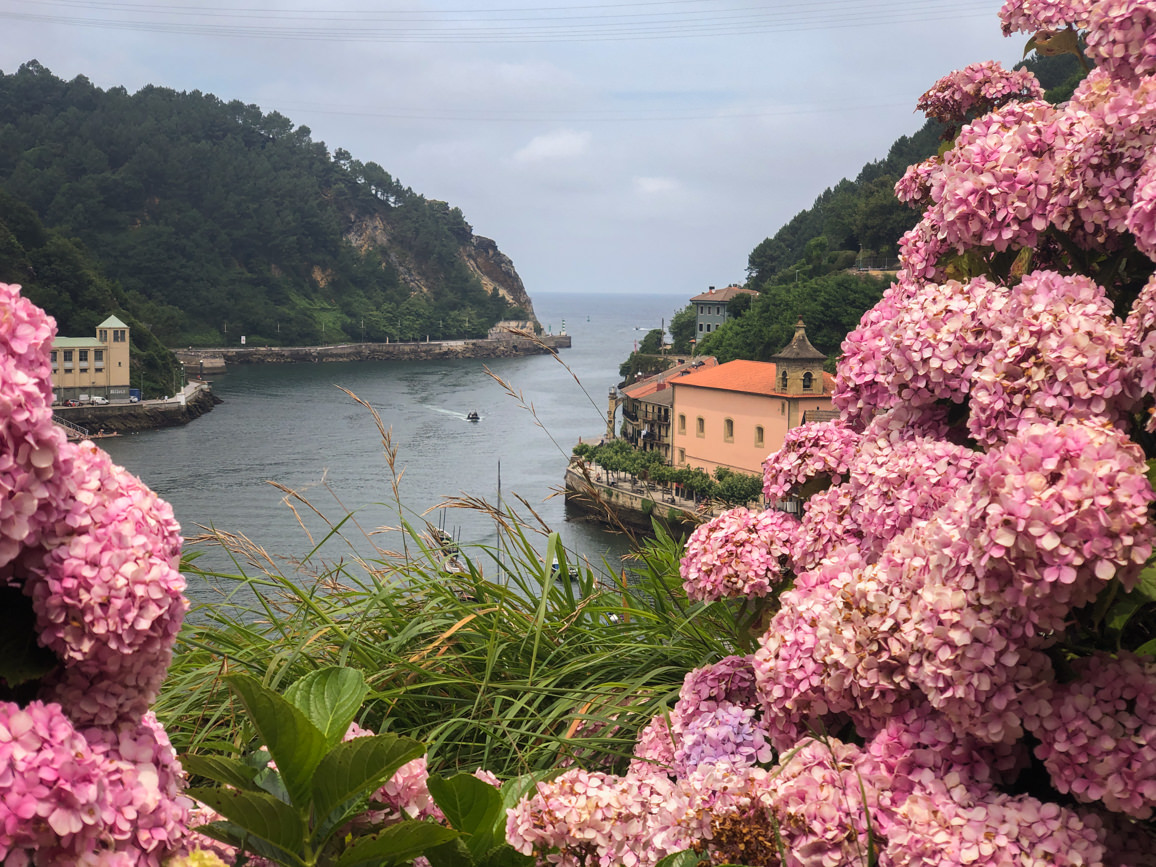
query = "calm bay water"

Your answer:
(100, 291), (685, 603)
